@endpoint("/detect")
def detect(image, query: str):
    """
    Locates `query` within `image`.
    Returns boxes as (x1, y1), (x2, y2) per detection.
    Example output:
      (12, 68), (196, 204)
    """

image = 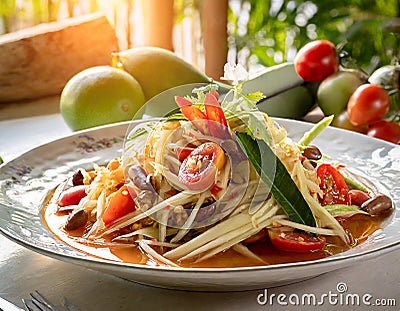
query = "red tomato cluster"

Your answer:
(294, 40), (400, 144)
